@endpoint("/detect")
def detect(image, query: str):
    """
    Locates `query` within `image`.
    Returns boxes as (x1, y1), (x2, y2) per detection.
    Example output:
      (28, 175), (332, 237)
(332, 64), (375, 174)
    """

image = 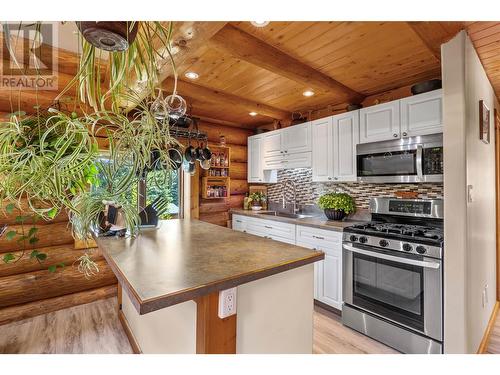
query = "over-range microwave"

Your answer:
(357, 134), (443, 183)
